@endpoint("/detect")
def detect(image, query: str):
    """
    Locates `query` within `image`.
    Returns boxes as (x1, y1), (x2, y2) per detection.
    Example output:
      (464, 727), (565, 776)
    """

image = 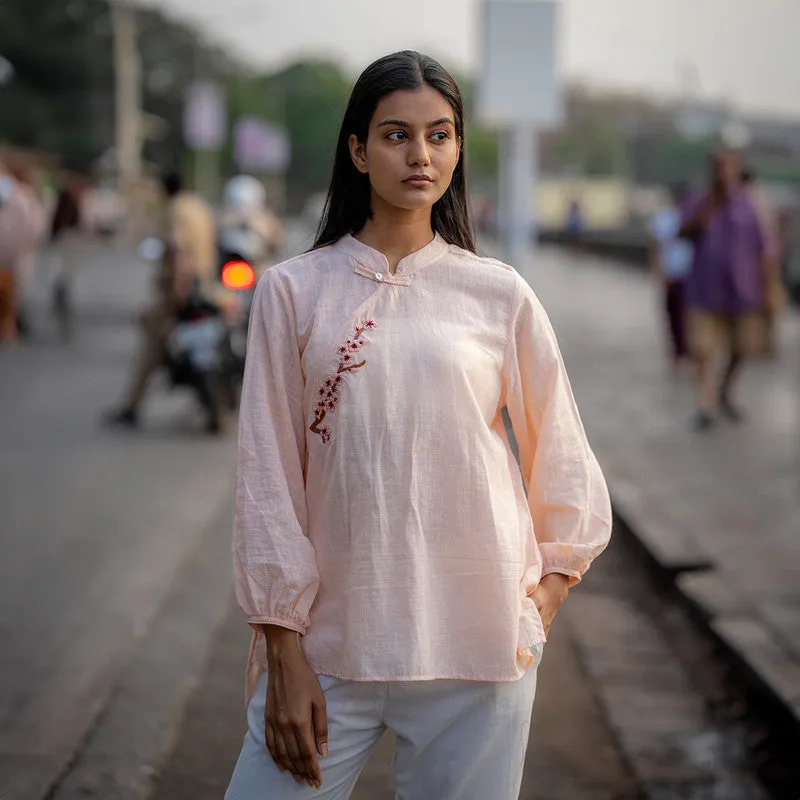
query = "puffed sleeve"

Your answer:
(232, 269), (320, 633)
(503, 275), (612, 585)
